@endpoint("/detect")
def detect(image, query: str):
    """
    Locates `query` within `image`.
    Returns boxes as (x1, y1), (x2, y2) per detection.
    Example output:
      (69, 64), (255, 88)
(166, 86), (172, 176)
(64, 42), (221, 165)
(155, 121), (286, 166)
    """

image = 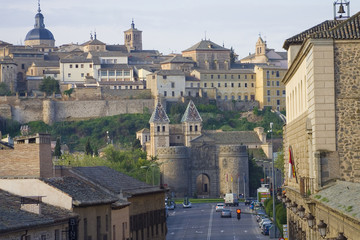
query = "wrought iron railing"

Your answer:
(299, 177), (315, 198)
